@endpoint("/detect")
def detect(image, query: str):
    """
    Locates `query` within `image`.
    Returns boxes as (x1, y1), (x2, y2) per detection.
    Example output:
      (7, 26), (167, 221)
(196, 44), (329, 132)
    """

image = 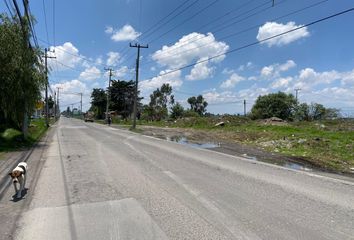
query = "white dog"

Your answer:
(9, 162), (27, 199)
